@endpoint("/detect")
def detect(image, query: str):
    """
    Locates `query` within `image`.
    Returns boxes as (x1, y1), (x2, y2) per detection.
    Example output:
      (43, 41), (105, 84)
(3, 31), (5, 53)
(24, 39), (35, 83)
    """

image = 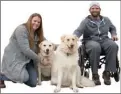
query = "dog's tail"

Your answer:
(77, 66), (95, 87)
(80, 76), (95, 87)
